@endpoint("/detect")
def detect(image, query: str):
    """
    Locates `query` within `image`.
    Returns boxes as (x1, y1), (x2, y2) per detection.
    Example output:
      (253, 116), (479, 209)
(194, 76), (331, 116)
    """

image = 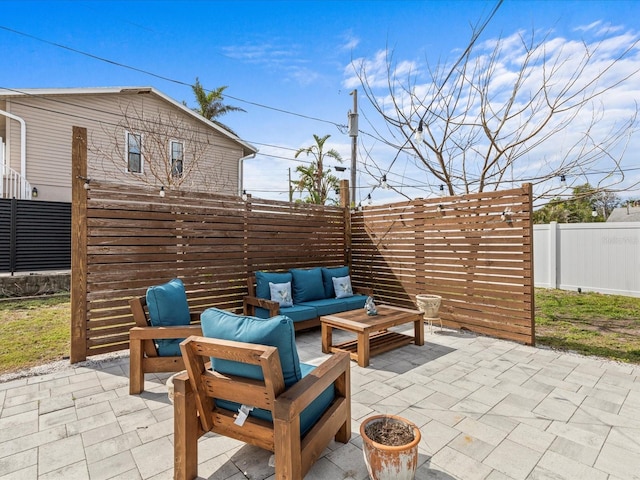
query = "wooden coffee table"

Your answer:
(321, 305), (424, 367)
